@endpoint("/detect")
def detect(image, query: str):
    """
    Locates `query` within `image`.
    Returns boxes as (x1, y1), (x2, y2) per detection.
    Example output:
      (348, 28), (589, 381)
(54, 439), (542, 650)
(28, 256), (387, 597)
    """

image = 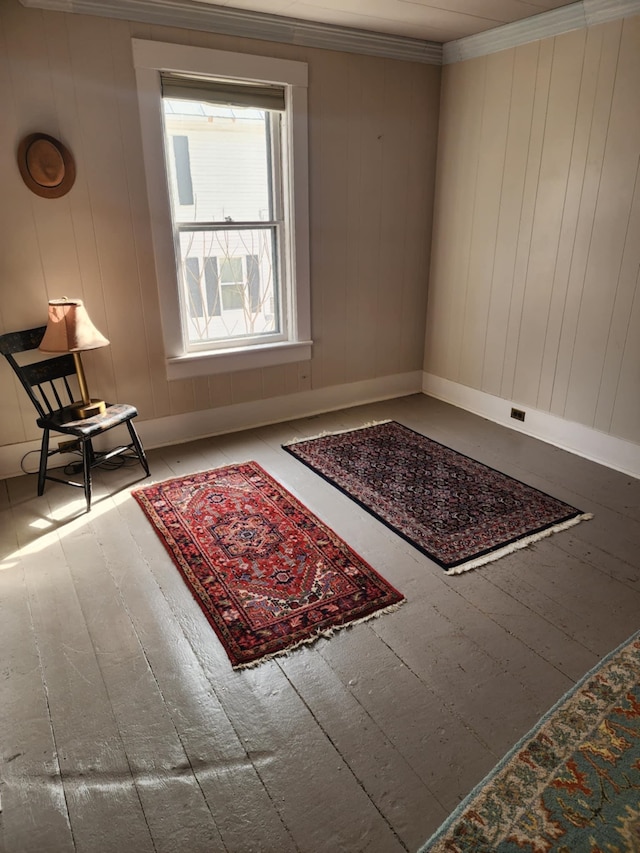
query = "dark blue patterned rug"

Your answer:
(283, 421), (592, 574)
